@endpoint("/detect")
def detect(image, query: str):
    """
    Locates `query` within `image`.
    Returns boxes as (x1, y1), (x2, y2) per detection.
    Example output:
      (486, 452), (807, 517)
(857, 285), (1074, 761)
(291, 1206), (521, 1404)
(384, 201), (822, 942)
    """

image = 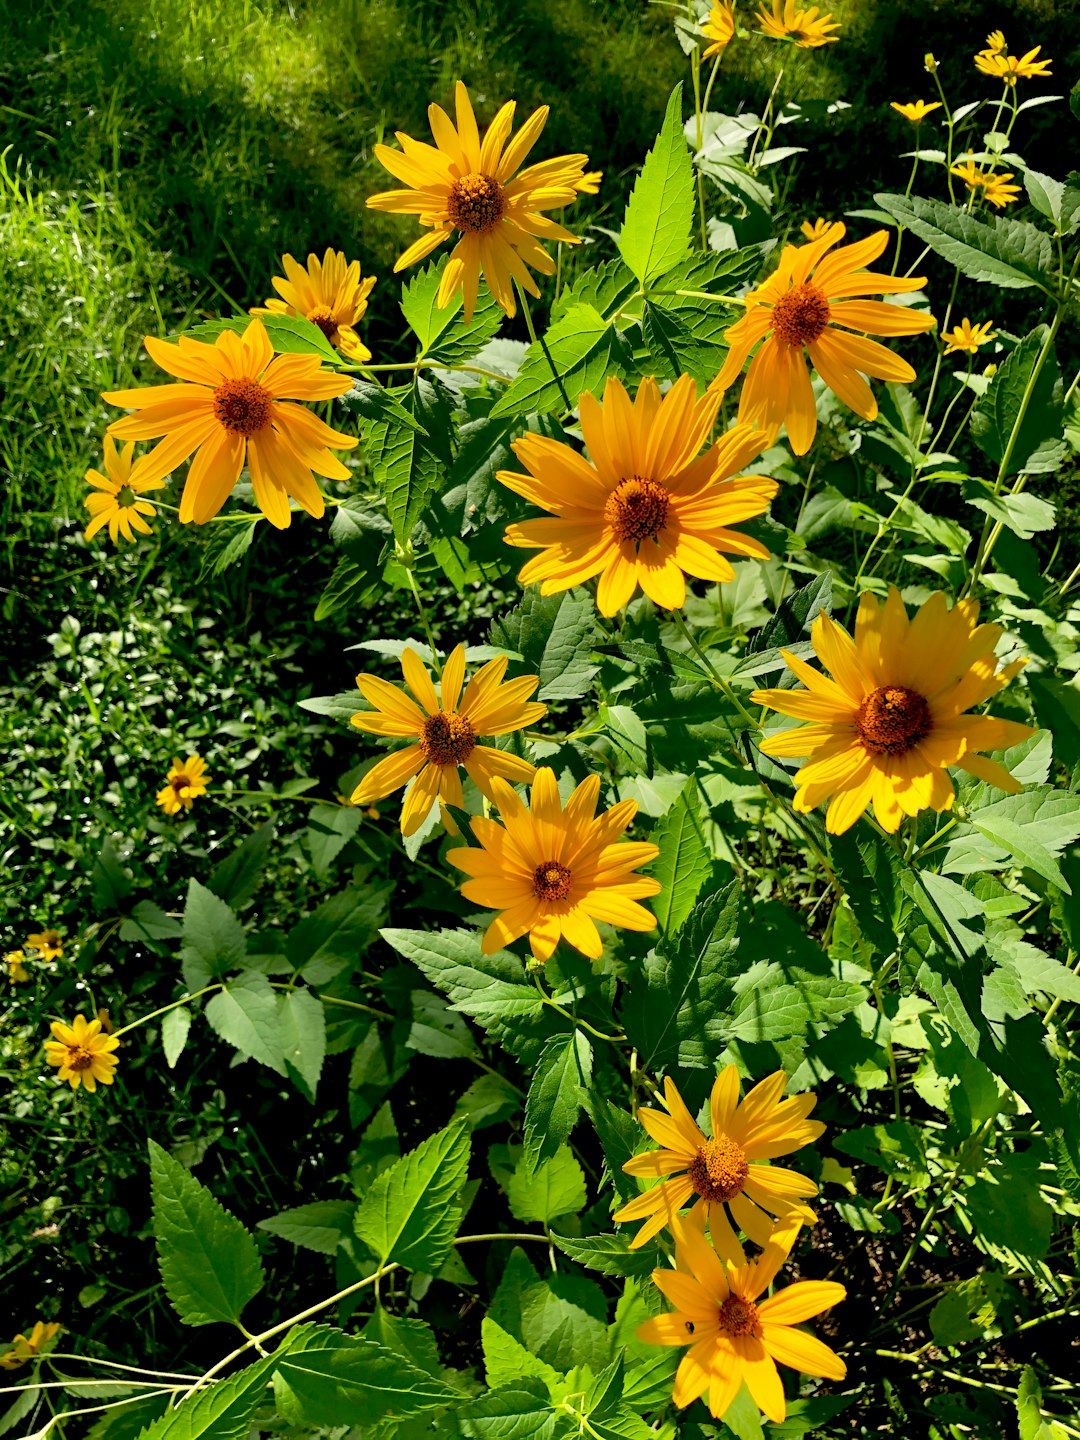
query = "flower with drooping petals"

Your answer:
(252, 249), (376, 362)
(0, 1322), (62, 1370)
(44, 1014), (120, 1093)
(84, 435), (164, 545)
(942, 319), (997, 355)
(975, 42), (1052, 86)
(156, 755), (210, 816)
(702, 2), (736, 57)
(950, 154), (1021, 208)
(890, 99), (942, 123)
(756, 0), (840, 47)
(5, 951), (30, 983)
